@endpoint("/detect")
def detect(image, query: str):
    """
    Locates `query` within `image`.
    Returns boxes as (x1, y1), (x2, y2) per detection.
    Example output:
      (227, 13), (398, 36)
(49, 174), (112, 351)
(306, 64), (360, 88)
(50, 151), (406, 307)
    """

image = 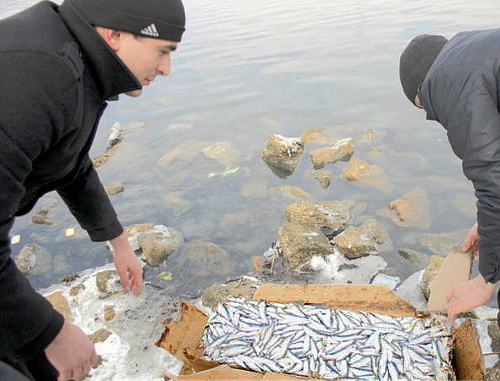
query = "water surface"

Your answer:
(4, 0), (498, 295)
